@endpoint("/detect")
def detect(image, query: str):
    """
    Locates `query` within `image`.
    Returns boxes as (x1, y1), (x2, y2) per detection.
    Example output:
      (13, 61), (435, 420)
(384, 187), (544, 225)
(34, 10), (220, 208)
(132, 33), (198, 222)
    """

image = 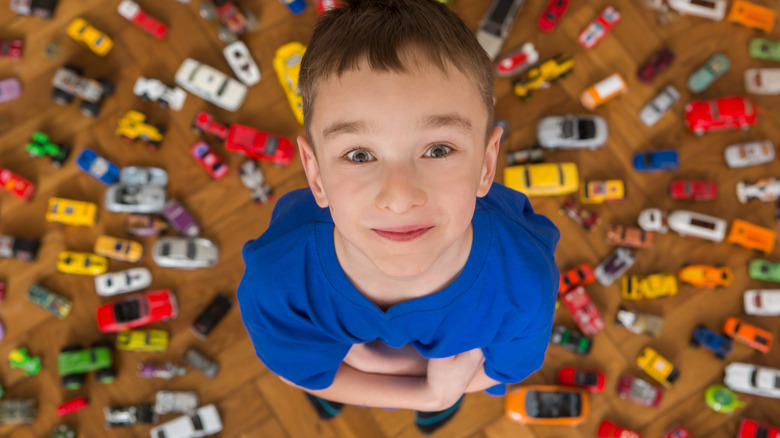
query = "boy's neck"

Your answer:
(333, 225), (474, 311)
